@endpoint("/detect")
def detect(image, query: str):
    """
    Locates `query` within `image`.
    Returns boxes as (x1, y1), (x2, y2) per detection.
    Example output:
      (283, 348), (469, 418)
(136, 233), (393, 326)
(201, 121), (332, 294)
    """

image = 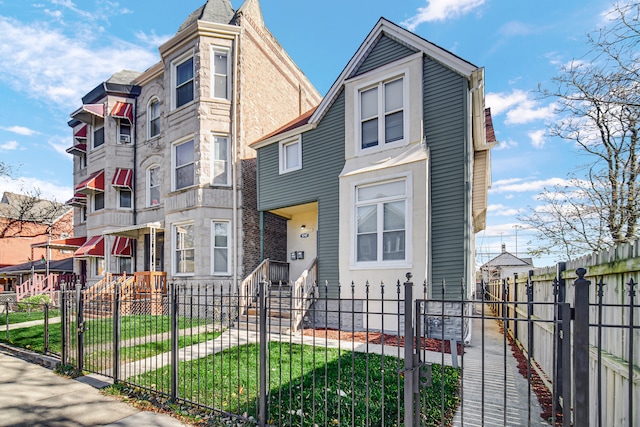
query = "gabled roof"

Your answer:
(177, 0), (236, 32)
(251, 17), (485, 149)
(0, 192), (70, 223)
(310, 18), (482, 126)
(482, 251), (533, 268)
